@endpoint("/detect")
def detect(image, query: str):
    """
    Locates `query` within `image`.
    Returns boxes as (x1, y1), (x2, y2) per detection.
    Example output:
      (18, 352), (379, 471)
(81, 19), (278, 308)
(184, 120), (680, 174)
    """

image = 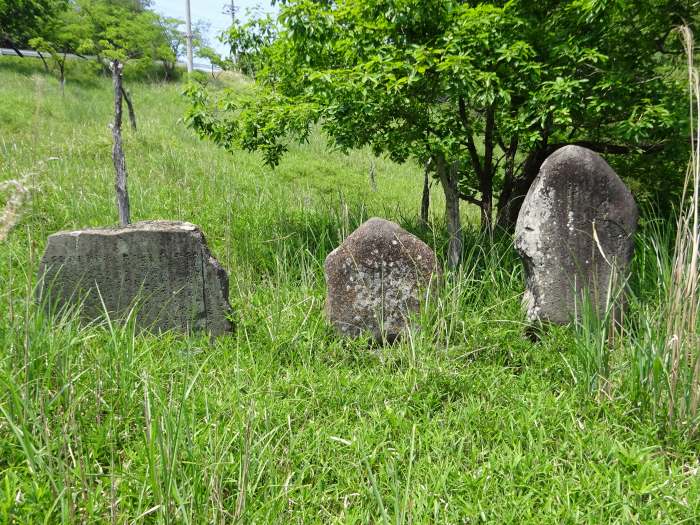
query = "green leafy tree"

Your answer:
(77, 0), (164, 68)
(155, 16), (185, 80)
(156, 17), (211, 80)
(29, 5), (93, 93)
(223, 10), (277, 77)
(0, 0), (67, 55)
(196, 44), (231, 74)
(186, 0), (695, 267)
